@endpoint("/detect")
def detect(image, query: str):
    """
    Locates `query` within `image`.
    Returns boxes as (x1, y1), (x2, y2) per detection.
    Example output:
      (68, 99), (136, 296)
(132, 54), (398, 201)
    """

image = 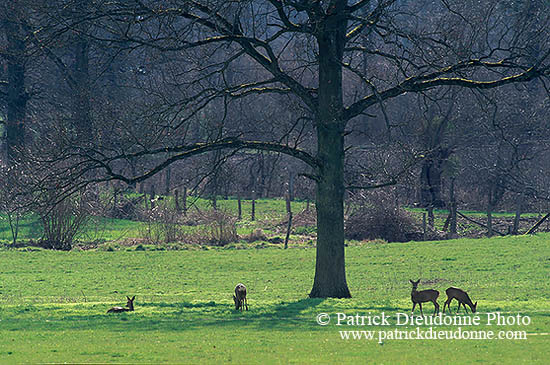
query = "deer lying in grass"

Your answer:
(443, 287), (477, 314)
(233, 283), (248, 311)
(410, 279), (439, 316)
(107, 296), (135, 313)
